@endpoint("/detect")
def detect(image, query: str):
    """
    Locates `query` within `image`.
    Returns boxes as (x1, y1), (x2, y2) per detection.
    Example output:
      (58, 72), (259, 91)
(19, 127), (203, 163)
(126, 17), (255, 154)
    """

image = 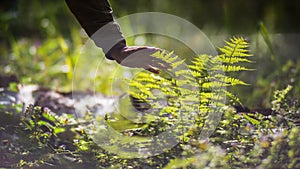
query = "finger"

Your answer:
(150, 56), (172, 70)
(146, 65), (160, 74)
(150, 61), (170, 70)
